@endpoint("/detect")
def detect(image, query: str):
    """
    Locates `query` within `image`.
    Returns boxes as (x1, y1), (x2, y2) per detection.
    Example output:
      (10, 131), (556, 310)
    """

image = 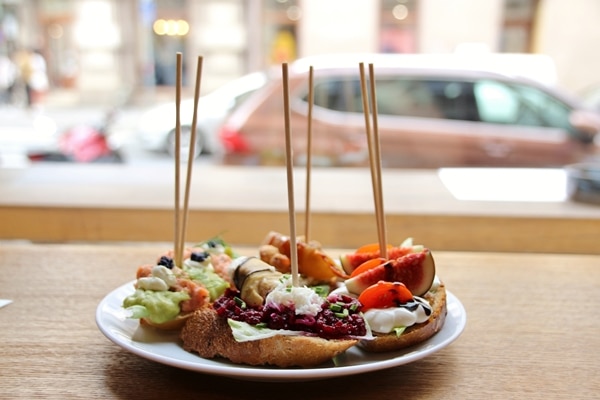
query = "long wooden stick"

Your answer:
(368, 63), (387, 259)
(282, 62), (299, 287)
(358, 62), (385, 256)
(174, 53), (183, 267)
(304, 66), (314, 243)
(178, 55), (203, 262)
